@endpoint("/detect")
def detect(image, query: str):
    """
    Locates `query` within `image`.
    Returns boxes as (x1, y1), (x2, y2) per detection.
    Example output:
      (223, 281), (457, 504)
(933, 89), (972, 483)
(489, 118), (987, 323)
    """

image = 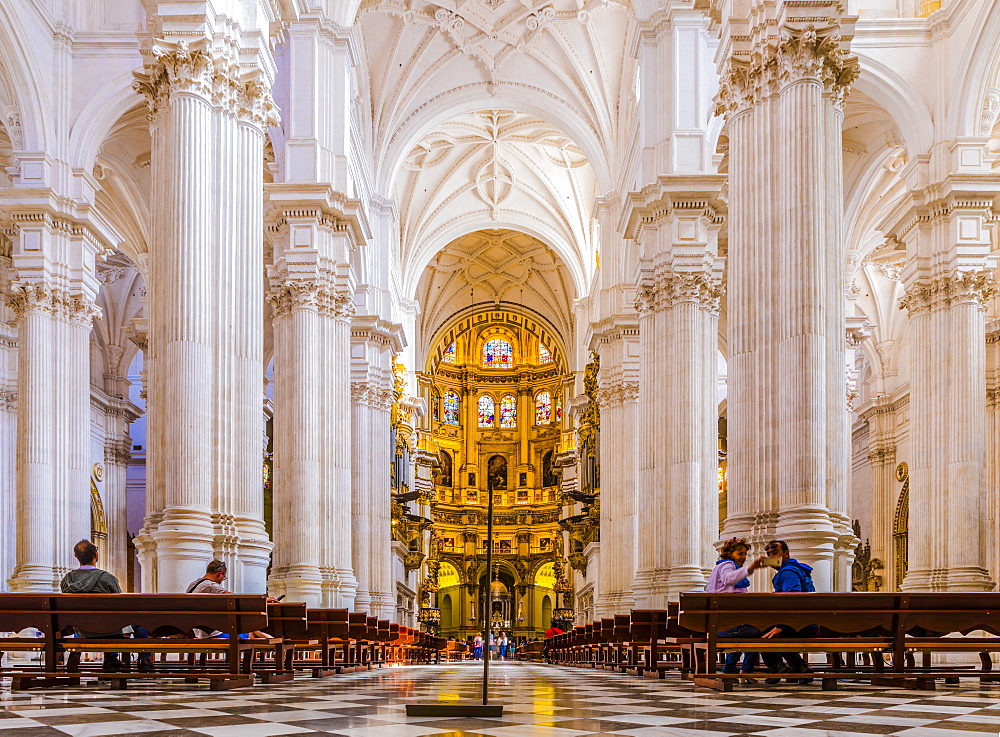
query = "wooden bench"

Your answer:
(678, 592), (1000, 691)
(1, 593), (271, 691)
